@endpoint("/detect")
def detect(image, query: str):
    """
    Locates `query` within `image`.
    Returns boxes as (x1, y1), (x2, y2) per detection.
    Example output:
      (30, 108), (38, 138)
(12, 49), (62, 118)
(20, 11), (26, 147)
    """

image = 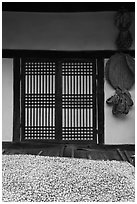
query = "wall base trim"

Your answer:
(2, 141), (135, 151)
